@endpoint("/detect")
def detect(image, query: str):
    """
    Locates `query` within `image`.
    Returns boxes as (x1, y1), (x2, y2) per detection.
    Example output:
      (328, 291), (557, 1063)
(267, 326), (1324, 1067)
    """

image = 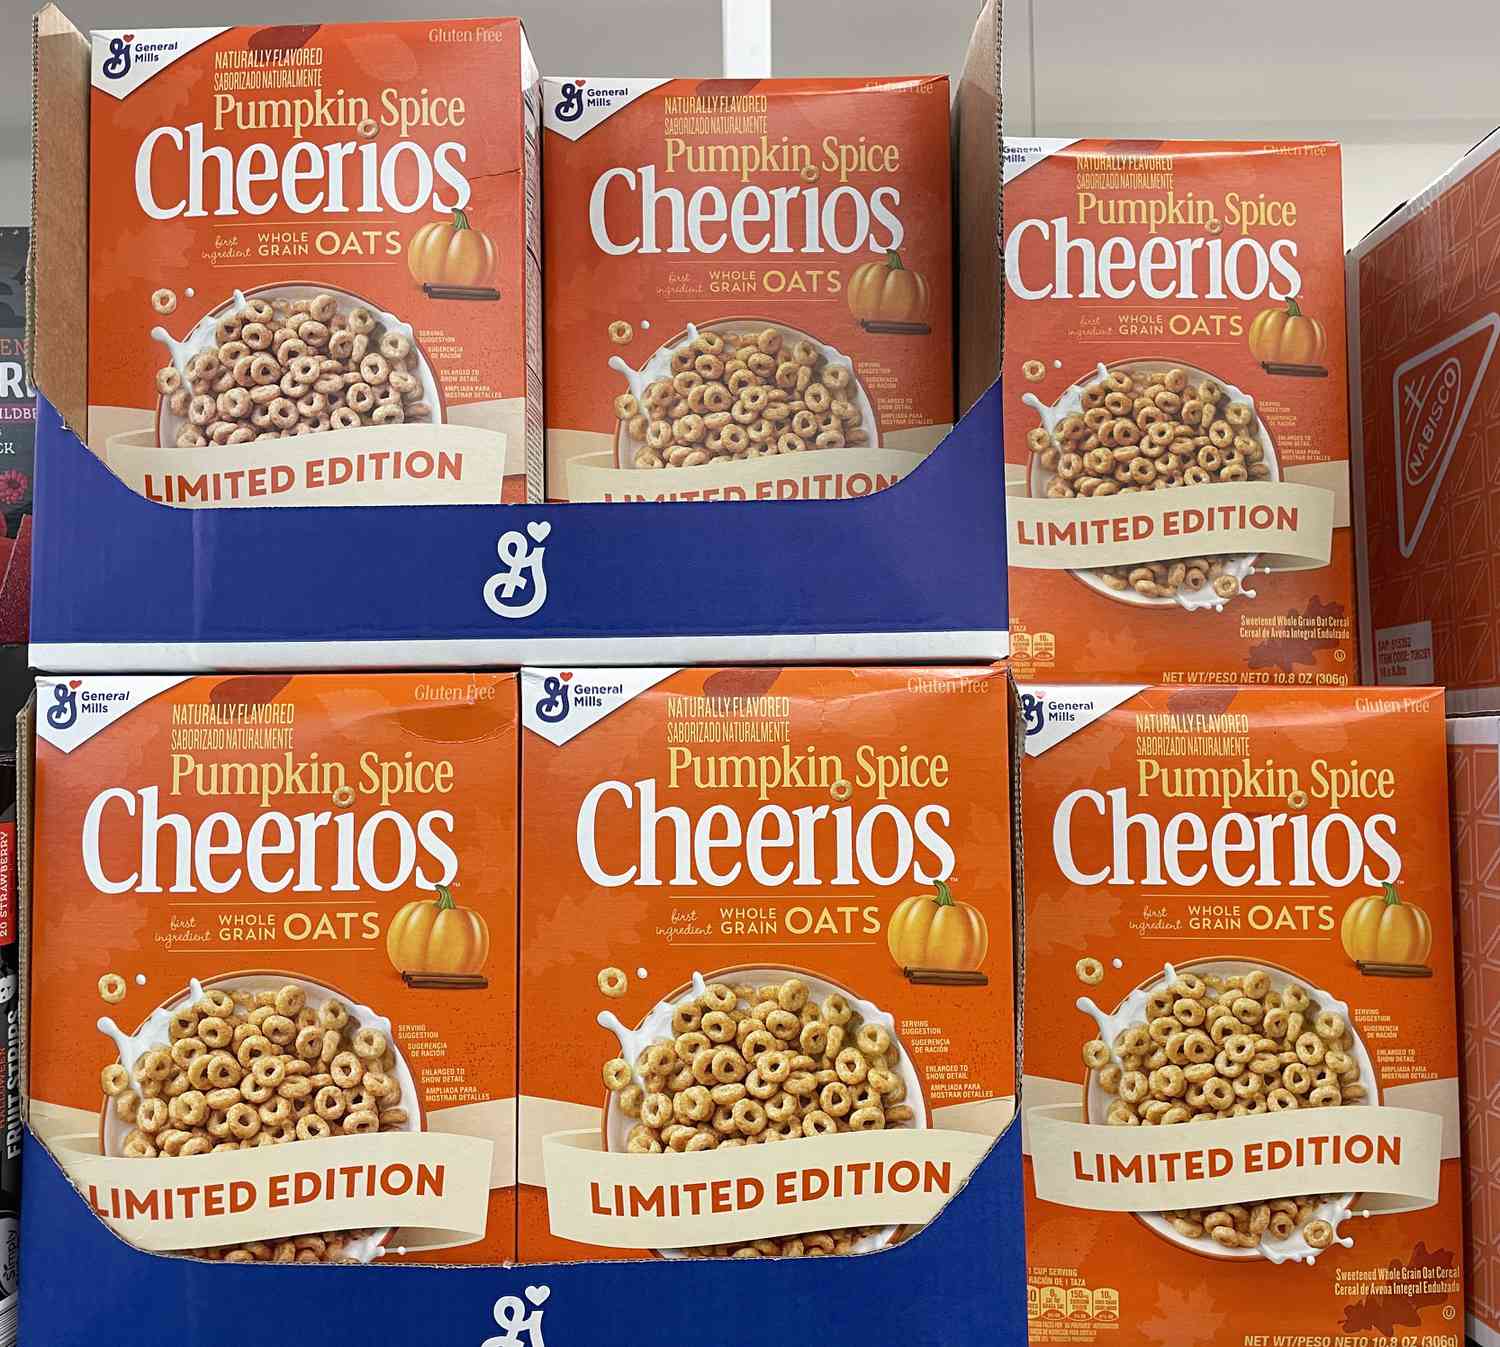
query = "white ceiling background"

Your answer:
(5, 0), (1499, 243)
